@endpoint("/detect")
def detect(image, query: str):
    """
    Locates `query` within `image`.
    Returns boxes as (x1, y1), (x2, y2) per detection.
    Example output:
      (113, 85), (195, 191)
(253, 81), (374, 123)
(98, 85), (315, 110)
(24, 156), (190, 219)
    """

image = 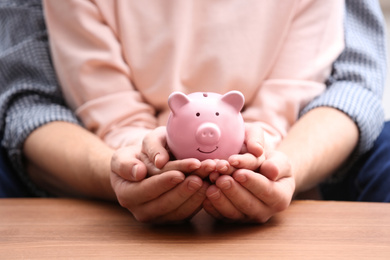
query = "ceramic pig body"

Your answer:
(166, 91), (245, 161)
